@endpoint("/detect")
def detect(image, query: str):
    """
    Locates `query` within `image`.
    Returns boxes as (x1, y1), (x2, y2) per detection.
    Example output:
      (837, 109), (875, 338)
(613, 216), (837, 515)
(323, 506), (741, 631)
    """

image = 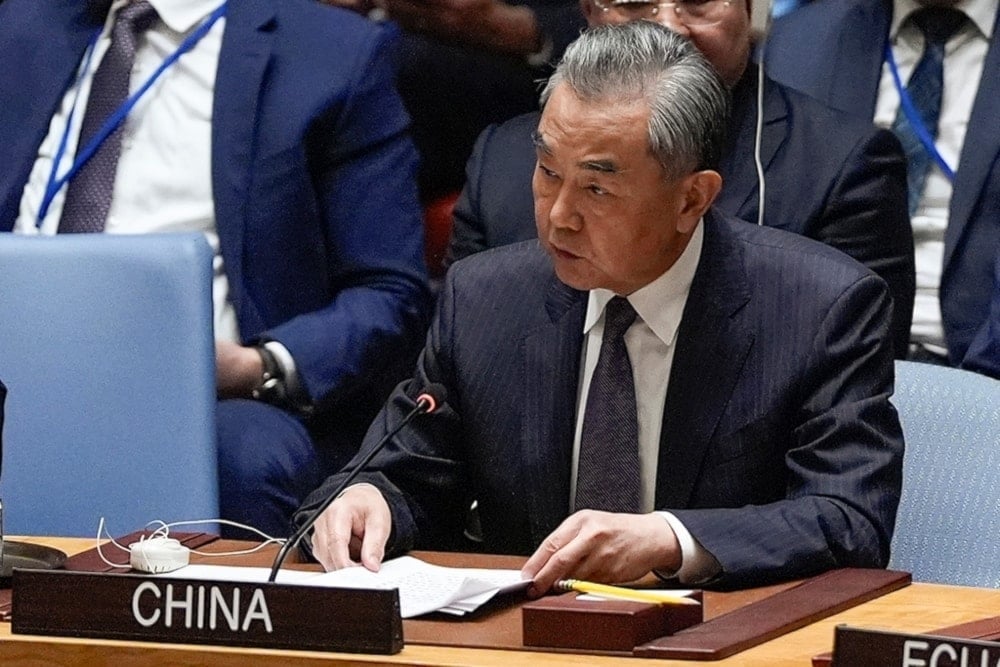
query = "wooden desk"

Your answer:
(3, 536), (999, 666)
